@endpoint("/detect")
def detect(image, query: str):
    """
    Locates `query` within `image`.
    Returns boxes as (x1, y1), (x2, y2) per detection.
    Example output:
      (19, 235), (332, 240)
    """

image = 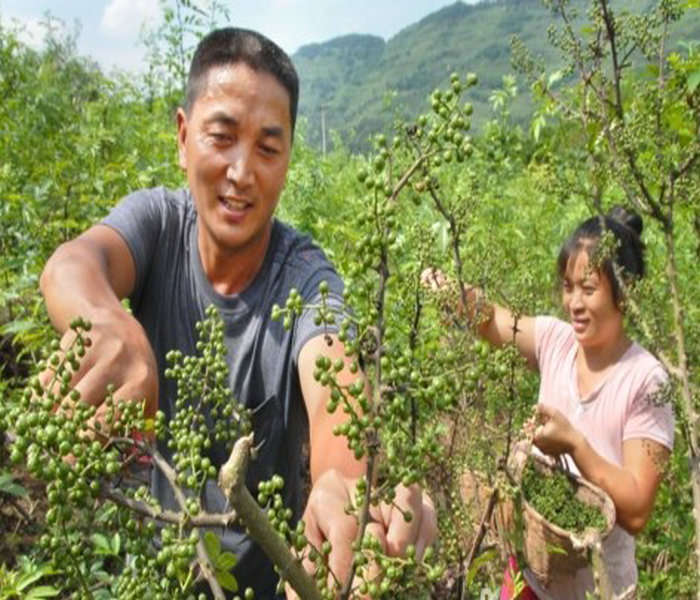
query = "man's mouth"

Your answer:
(220, 196), (250, 211)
